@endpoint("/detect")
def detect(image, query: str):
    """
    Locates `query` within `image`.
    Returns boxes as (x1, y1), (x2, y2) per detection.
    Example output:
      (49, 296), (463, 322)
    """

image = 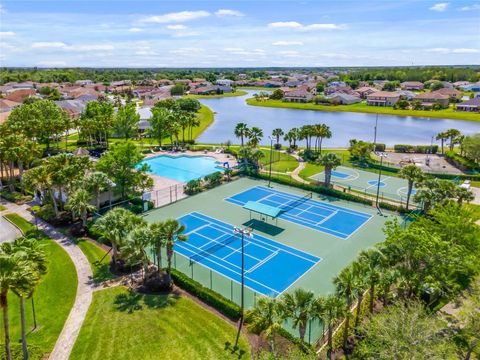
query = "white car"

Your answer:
(460, 180), (471, 190)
